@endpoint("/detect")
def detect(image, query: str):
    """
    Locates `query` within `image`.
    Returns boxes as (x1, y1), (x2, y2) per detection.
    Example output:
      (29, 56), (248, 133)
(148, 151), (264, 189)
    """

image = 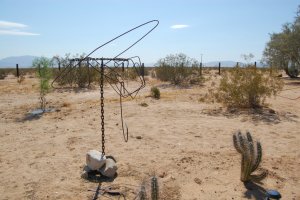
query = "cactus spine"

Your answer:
(233, 131), (267, 182)
(151, 175), (159, 200)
